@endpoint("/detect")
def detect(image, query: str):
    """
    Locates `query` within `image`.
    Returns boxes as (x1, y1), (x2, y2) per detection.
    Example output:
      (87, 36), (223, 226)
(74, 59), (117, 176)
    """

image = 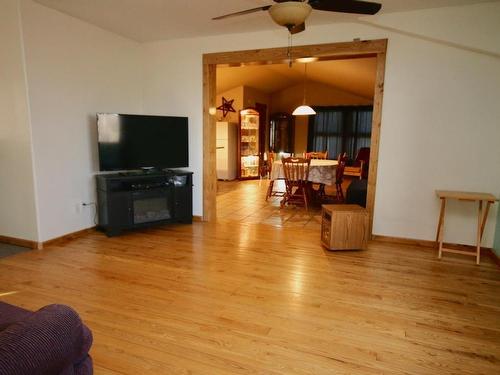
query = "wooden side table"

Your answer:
(435, 190), (498, 264)
(321, 204), (369, 250)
